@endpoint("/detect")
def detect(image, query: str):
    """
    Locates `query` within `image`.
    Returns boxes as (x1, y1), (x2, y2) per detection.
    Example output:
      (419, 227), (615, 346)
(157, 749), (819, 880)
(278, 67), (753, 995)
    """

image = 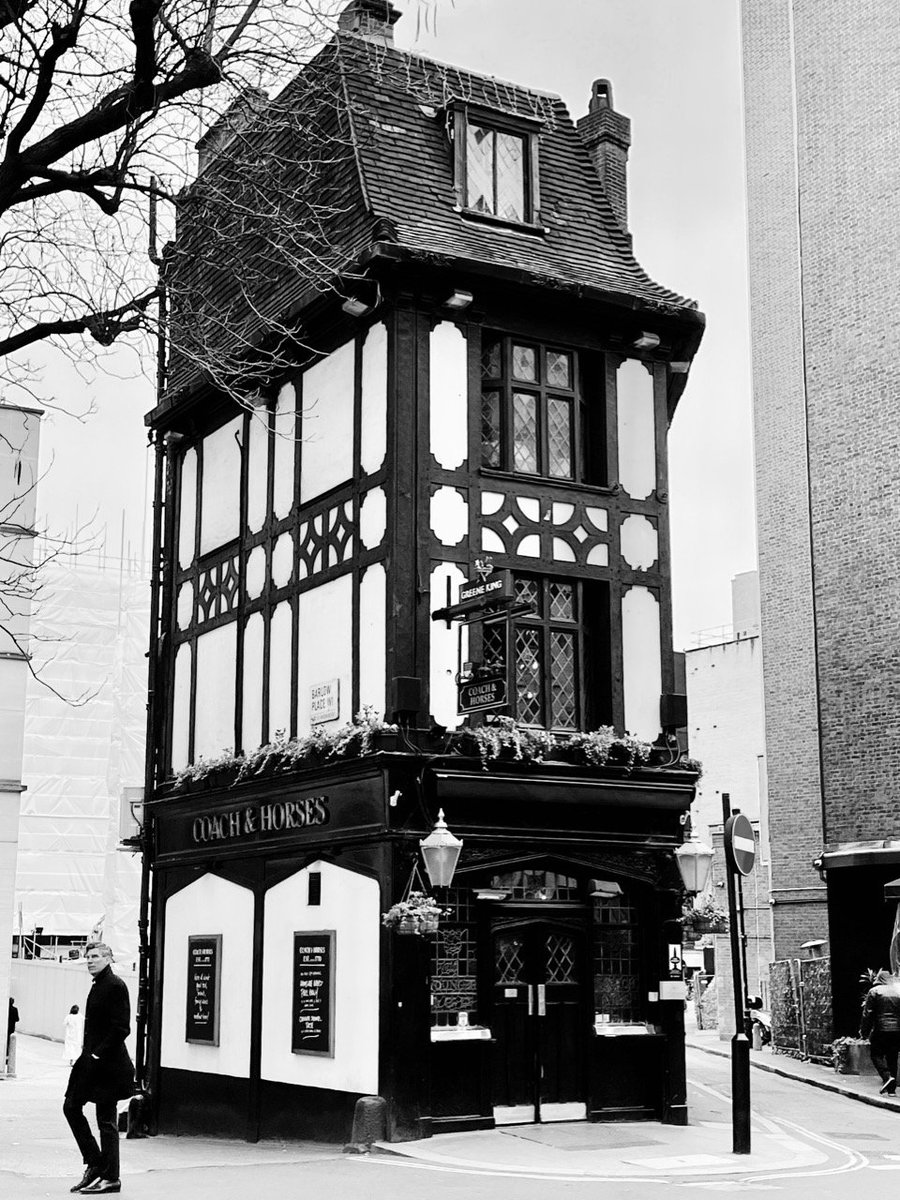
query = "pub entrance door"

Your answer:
(491, 917), (588, 1124)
